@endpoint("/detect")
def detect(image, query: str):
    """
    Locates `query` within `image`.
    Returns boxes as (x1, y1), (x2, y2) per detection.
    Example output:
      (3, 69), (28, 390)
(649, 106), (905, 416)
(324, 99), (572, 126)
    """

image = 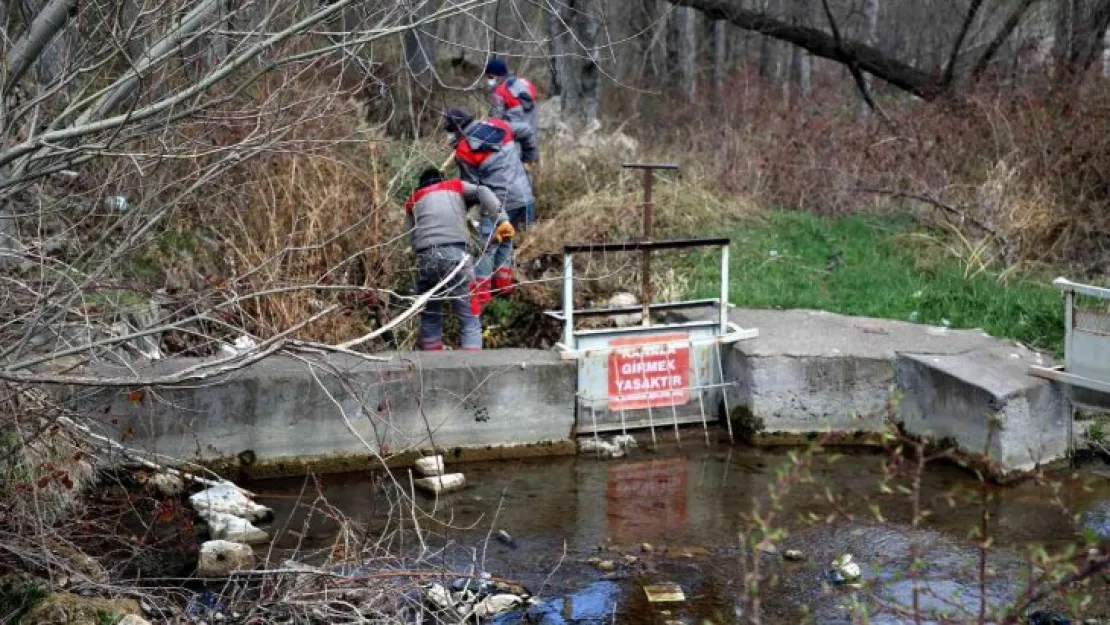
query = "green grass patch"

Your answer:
(682, 211), (1065, 353)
